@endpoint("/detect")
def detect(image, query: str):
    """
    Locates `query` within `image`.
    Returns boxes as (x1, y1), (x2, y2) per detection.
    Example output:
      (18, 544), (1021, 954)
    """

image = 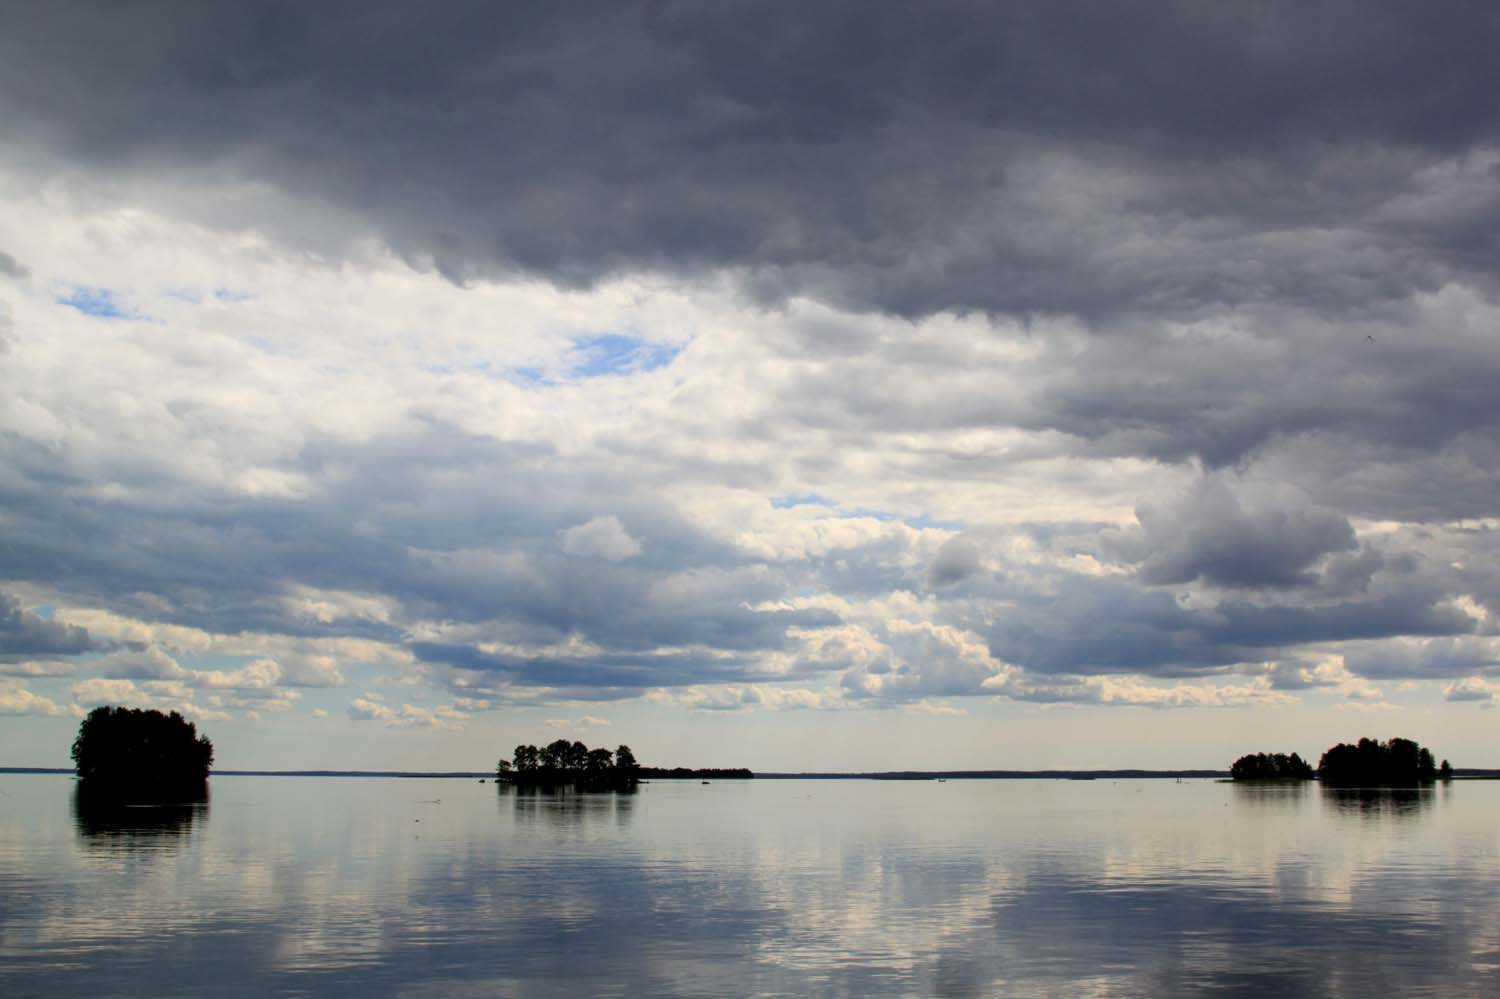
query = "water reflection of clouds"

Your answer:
(3, 779), (1500, 997)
